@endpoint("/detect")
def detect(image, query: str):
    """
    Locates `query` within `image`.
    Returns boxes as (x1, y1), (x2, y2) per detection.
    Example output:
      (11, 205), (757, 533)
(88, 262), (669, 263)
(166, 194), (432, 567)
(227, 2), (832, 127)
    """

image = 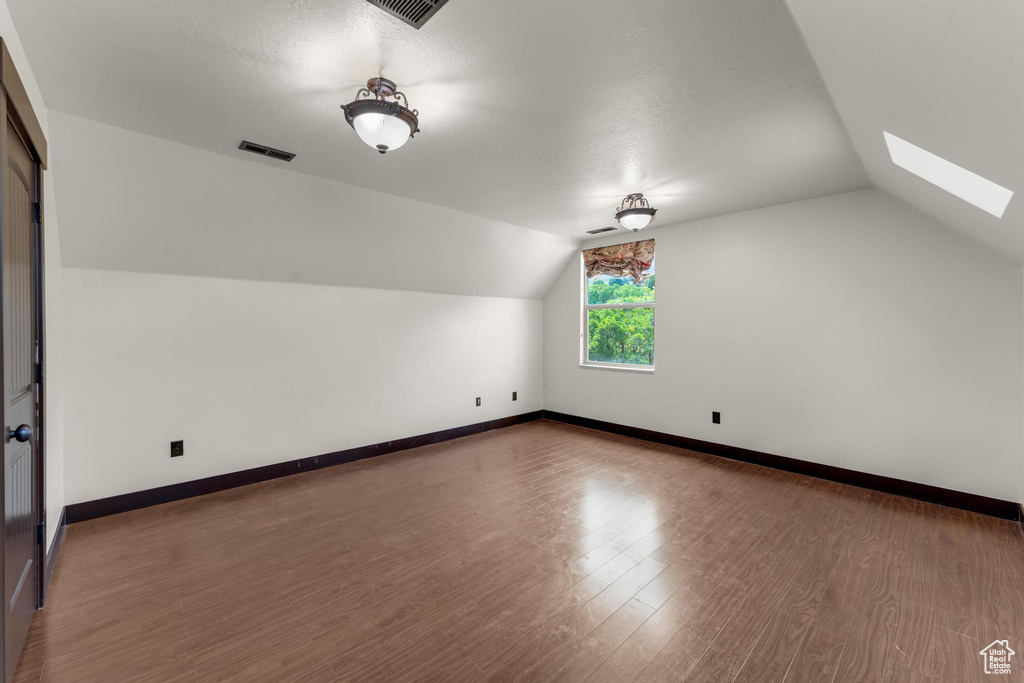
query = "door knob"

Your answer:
(8, 425), (31, 442)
